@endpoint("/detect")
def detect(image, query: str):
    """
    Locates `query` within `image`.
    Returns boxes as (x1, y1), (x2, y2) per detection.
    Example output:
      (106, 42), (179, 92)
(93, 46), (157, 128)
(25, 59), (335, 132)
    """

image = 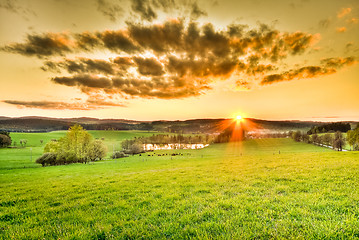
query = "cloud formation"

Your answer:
(261, 57), (356, 85)
(3, 20), (317, 60)
(129, 0), (207, 22)
(42, 58), (117, 75)
(131, 0), (157, 21)
(2, 33), (73, 57)
(97, 0), (124, 22)
(0, 0), (36, 19)
(2, 18), (356, 108)
(3, 100), (108, 110)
